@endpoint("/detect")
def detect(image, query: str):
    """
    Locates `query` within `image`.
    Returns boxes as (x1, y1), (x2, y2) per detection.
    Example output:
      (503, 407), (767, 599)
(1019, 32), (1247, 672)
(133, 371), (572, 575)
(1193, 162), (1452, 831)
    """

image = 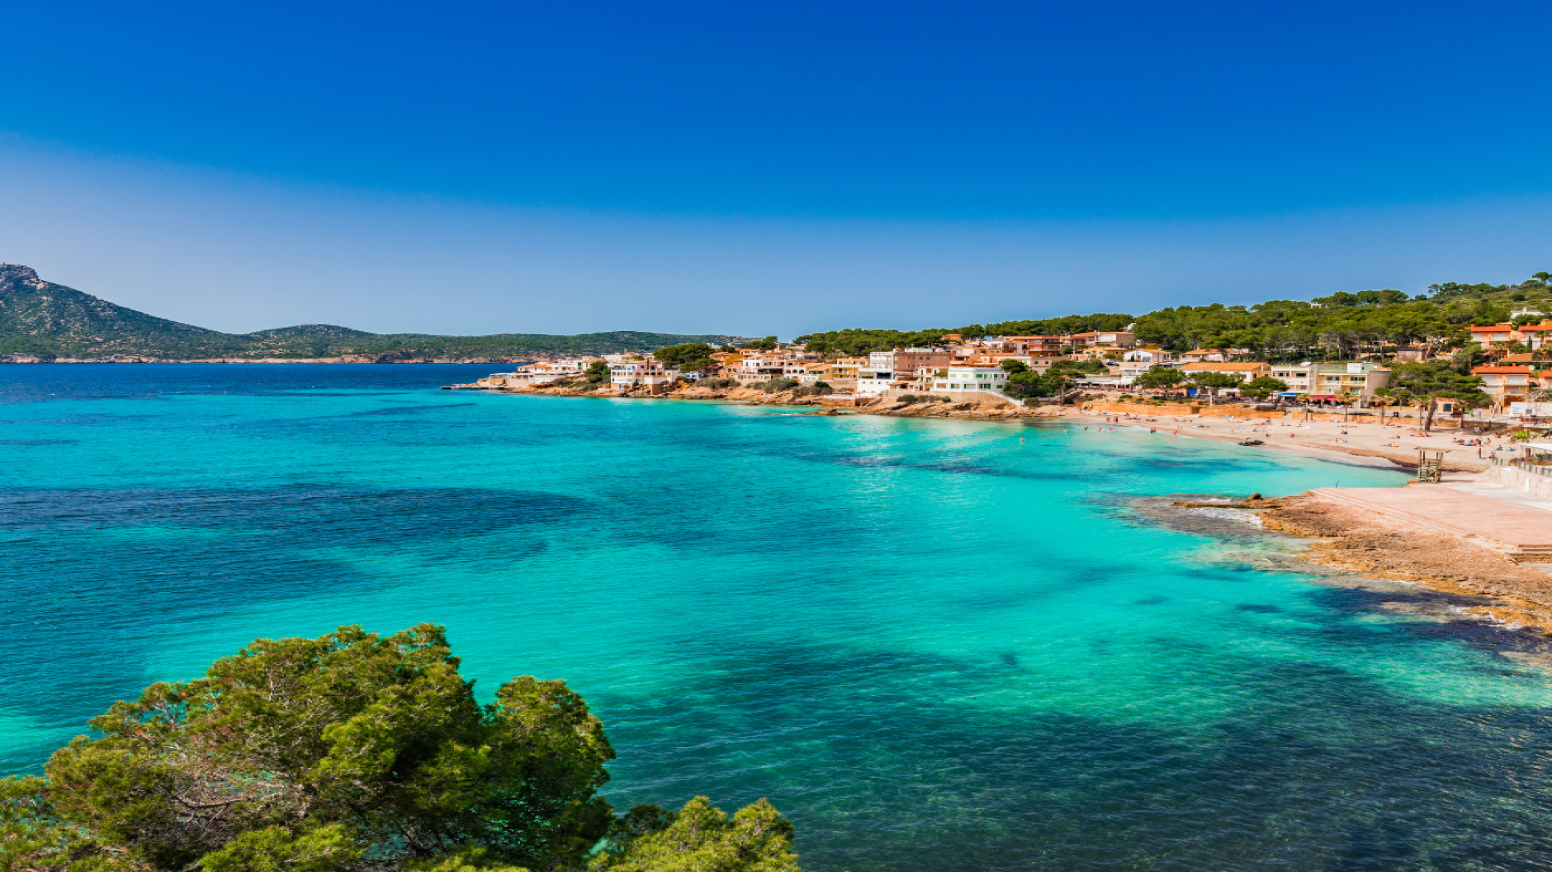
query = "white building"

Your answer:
(931, 365), (1009, 393)
(610, 359), (681, 390)
(1270, 363), (1315, 394)
(1122, 348), (1177, 363)
(855, 367), (899, 396)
